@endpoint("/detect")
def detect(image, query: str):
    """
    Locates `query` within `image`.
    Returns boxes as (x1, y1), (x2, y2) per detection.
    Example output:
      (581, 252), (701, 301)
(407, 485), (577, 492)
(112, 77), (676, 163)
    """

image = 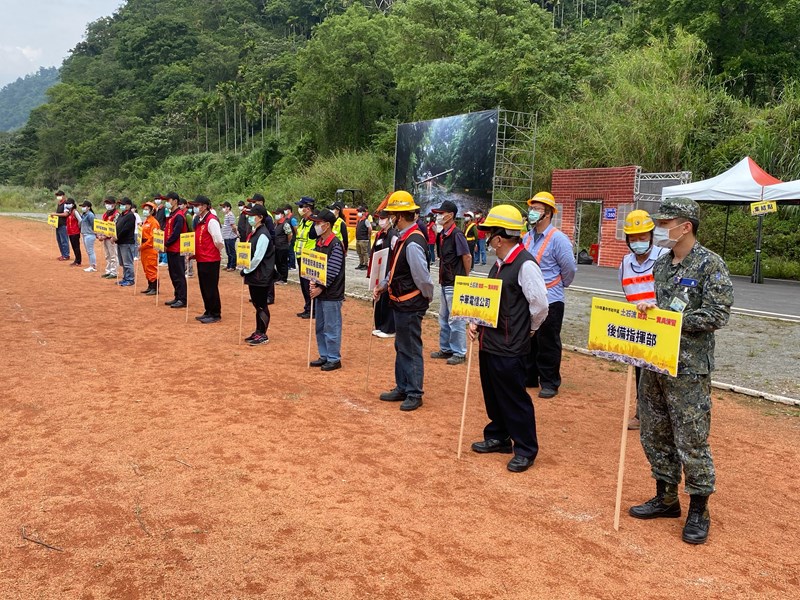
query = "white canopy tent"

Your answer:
(764, 180), (800, 201)
(661, 156), (782, 203)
